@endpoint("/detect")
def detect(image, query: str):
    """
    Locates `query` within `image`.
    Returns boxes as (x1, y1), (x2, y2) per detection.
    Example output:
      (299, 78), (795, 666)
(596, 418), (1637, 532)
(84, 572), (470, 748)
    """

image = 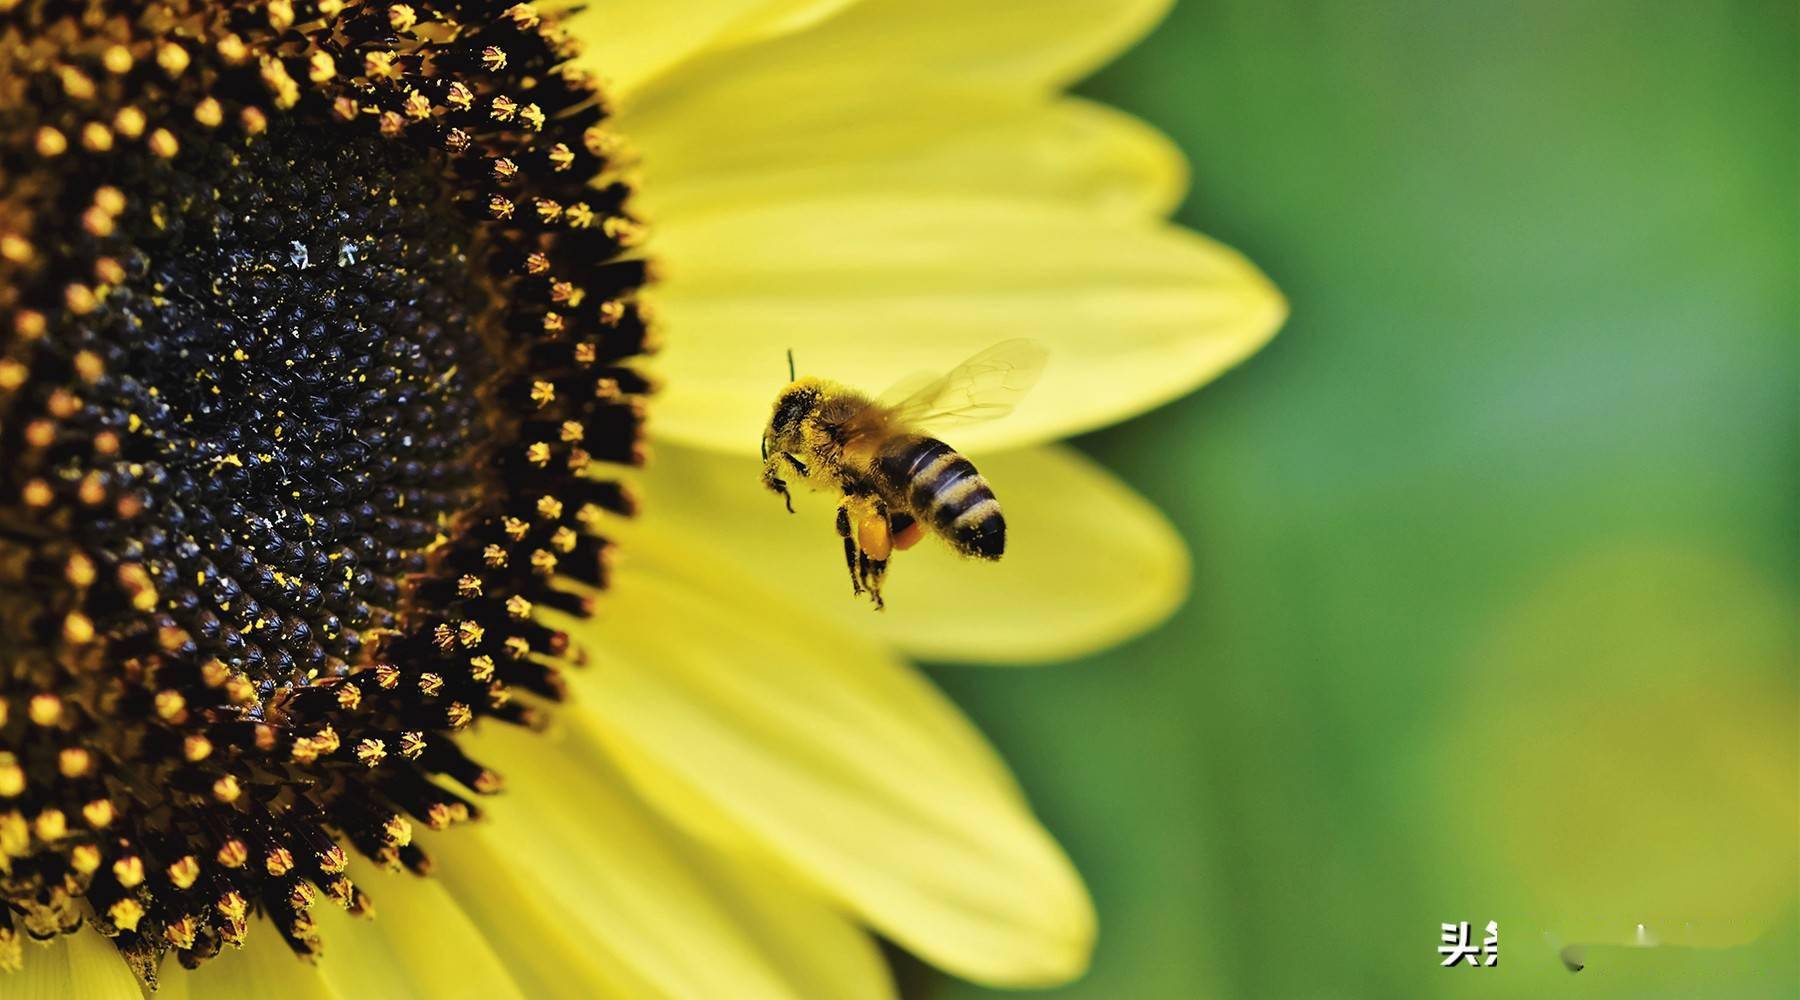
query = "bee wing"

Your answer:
(872, 339), (1048, 431)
